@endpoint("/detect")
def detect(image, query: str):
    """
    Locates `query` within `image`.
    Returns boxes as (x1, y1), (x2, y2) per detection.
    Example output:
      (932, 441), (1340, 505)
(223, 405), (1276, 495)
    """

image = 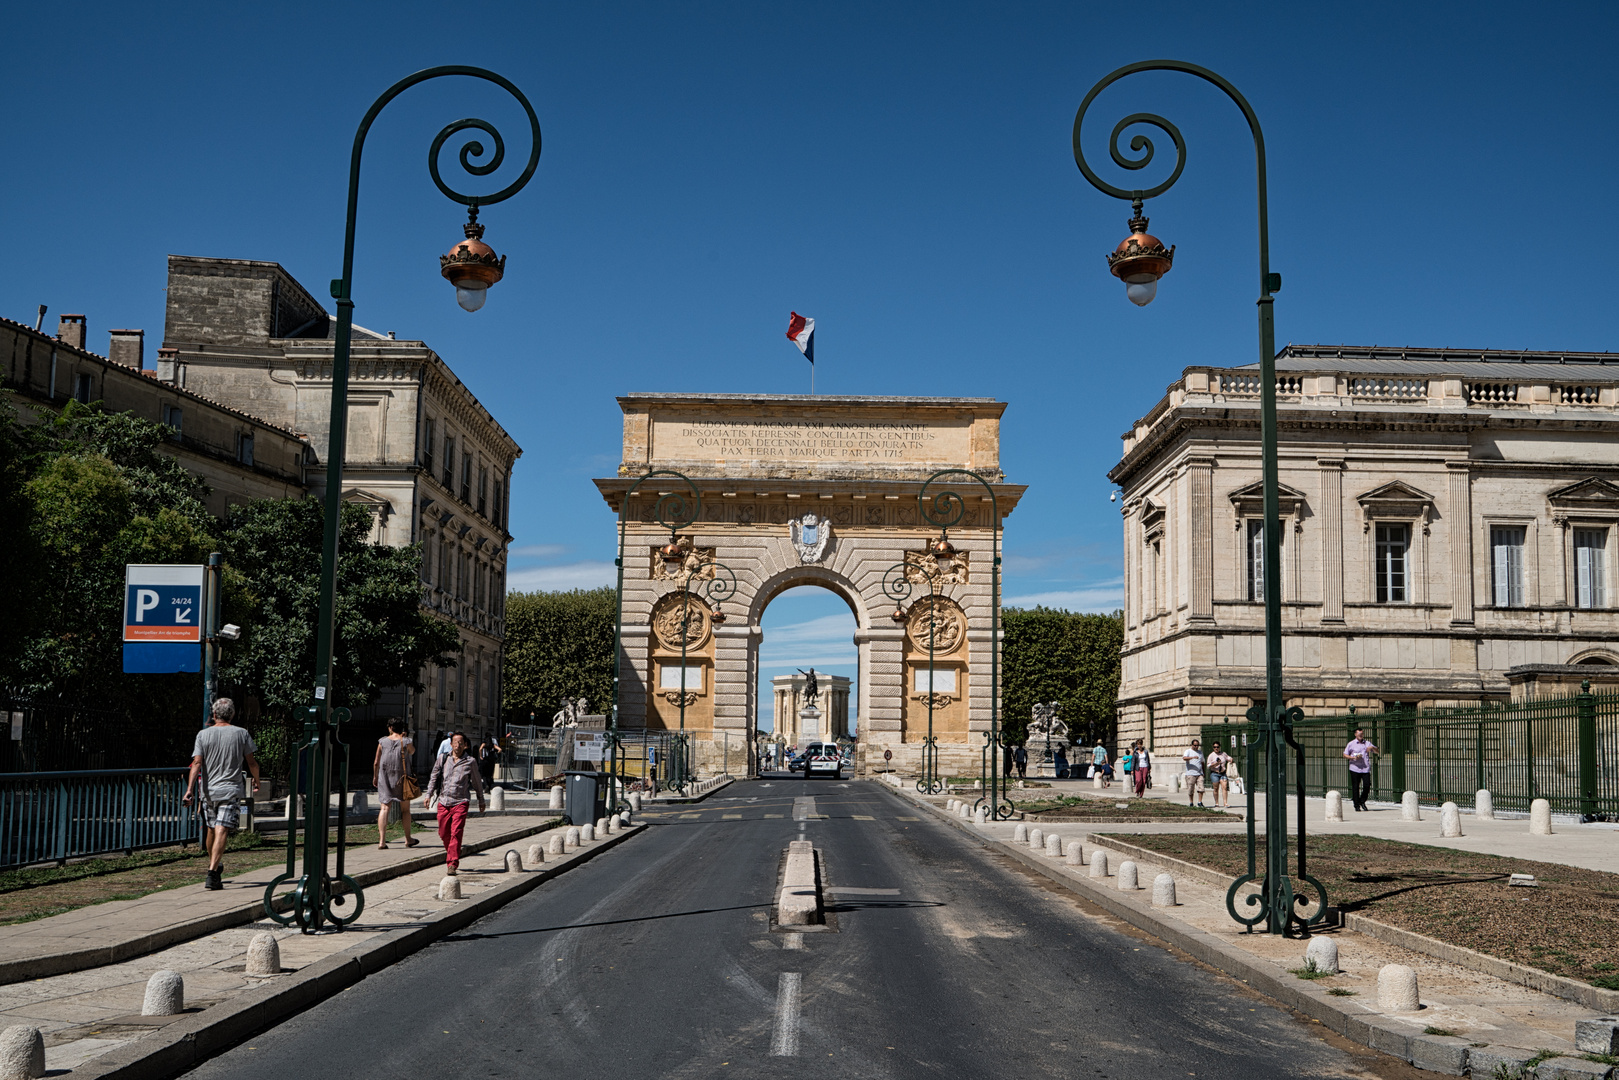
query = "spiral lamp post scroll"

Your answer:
(612, 470), (702, 802)
(668, 556), (737, 794)
(1073, 60), (1324, 936)
(265, 66), (541, 932)
(917, 469), (1005, 819)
